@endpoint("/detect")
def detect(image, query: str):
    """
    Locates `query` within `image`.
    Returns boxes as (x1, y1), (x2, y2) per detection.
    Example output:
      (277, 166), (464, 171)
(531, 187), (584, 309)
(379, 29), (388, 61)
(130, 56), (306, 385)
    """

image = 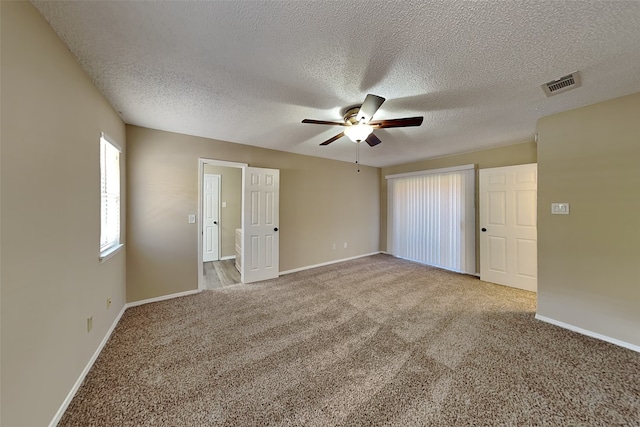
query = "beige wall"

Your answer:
(379, 142), (538, 271)
(537, 92), (640, 347)
(126, 125), (380, 302)
(203, 164), (242, 258)
(0, 2), (127, 426)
